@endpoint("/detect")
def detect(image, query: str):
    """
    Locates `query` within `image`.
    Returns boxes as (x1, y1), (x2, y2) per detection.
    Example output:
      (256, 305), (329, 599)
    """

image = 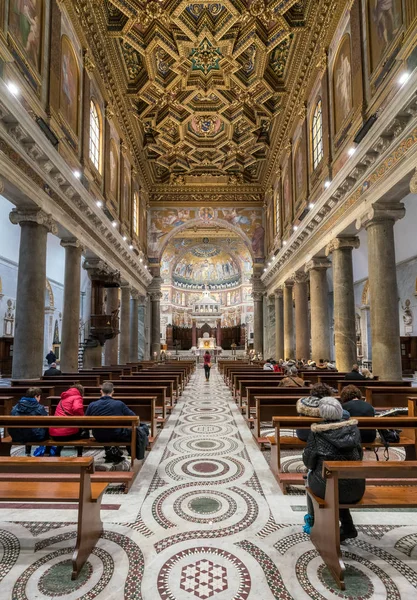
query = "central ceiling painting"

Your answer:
(106, 0), (308, 184)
